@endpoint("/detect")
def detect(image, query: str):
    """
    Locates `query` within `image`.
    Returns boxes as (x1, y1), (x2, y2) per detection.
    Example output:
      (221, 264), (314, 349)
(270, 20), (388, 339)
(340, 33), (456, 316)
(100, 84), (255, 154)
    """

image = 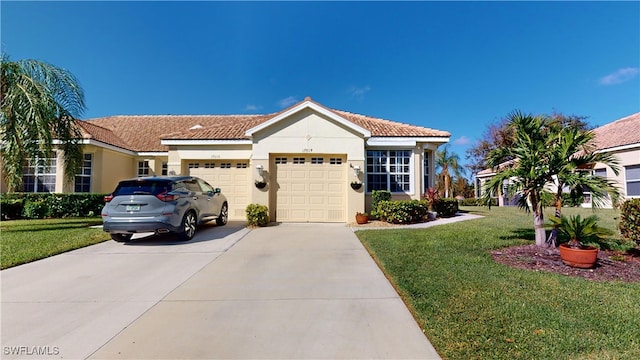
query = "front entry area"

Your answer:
(273, 154), (346, 222)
